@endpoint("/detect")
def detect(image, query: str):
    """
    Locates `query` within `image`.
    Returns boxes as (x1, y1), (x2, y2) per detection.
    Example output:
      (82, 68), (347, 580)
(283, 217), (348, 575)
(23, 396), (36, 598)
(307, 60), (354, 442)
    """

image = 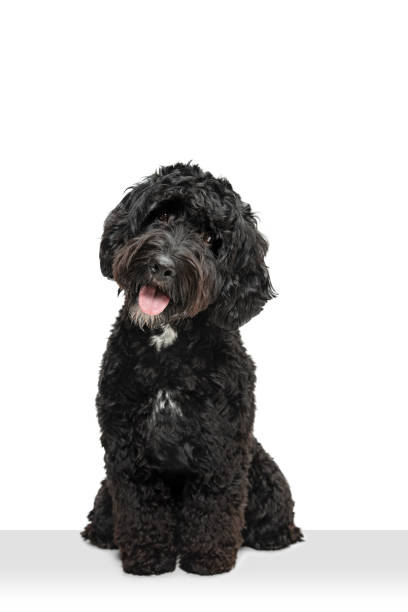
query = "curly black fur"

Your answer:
(82, 163), (303, 575)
